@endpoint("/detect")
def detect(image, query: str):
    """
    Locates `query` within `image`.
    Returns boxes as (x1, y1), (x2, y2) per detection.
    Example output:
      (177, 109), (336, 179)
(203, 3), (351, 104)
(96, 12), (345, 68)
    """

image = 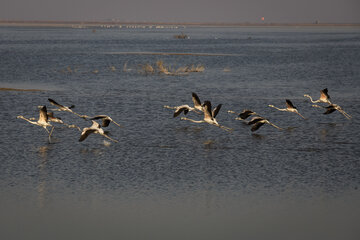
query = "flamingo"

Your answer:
(17, 106), (55, 142)
(181, 101), (232, 132)
(79, 120), (118, 142)
(228, 109), (258, 121)
(312, 103), (352, 119)
(30, 109), (82, 131)
(164, 92), (203, 117)
(87, 115), (122, 128)
(247, 116), (283, 132)
(29, 111), (63, 123)
(304, 88), (332, 104)
(48, 98), (84, 118)
(268, 99), (306, 119)
(164, 104), (199, 117)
